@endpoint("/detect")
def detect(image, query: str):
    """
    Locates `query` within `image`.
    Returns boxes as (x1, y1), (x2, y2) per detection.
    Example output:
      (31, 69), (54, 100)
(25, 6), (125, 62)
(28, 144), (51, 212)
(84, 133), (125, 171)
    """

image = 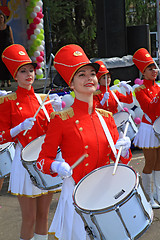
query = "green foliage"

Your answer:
(125, 0), (156, 31)
(43, 0), (157, 59)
